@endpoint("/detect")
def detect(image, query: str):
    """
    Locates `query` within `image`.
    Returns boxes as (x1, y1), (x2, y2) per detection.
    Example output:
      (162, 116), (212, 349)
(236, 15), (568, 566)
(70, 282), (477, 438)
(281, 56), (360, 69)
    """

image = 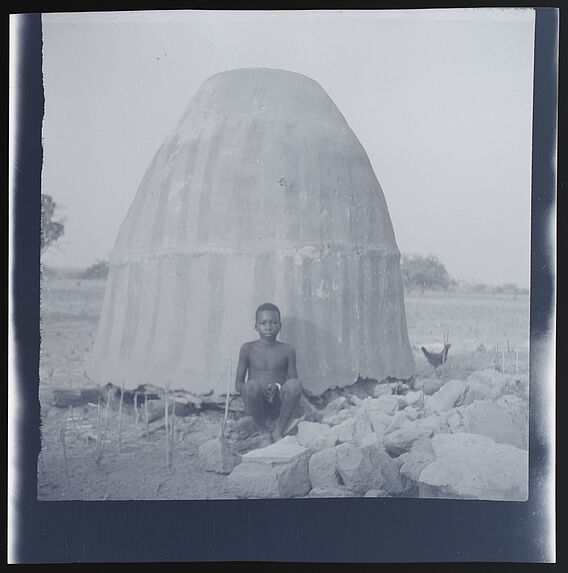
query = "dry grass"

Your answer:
(404, 290), (529, 379)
